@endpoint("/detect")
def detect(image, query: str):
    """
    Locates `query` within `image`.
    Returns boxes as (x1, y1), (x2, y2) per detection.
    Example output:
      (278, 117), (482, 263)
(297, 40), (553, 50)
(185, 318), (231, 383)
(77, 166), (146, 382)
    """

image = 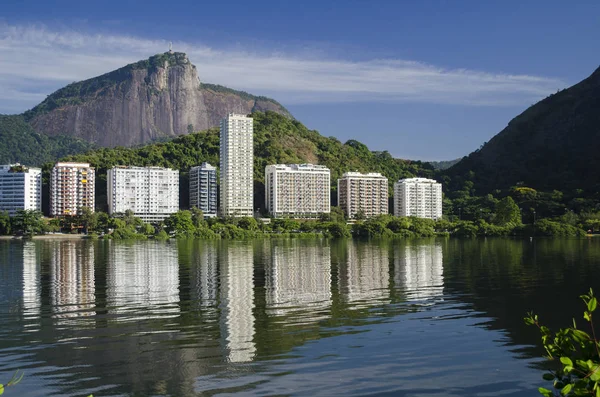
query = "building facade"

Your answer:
(220, 114), (254, 217)
(50, 162), (95, 217)
(0, 164), (42, 216)
(189, 162), (217, 217)
(107, 166), (179, 223)
(393, 177), (442, 220)
(338, 172), (388, 219)
(265, 164), (331, 218)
